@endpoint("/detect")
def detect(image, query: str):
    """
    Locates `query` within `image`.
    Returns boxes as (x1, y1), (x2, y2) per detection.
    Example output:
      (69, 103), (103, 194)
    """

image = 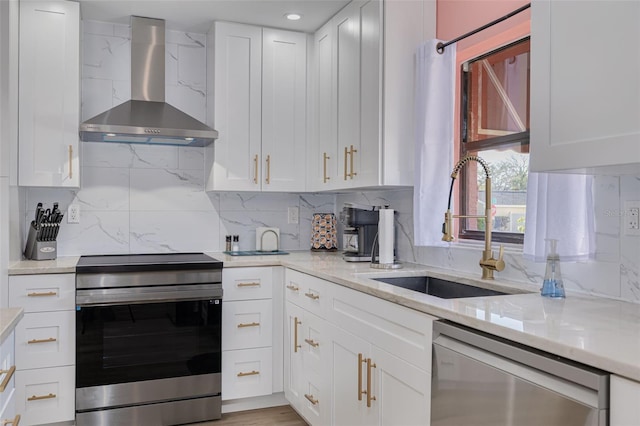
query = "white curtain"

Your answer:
(523, 173), (595, 262)
(413, 40), (456, 246)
